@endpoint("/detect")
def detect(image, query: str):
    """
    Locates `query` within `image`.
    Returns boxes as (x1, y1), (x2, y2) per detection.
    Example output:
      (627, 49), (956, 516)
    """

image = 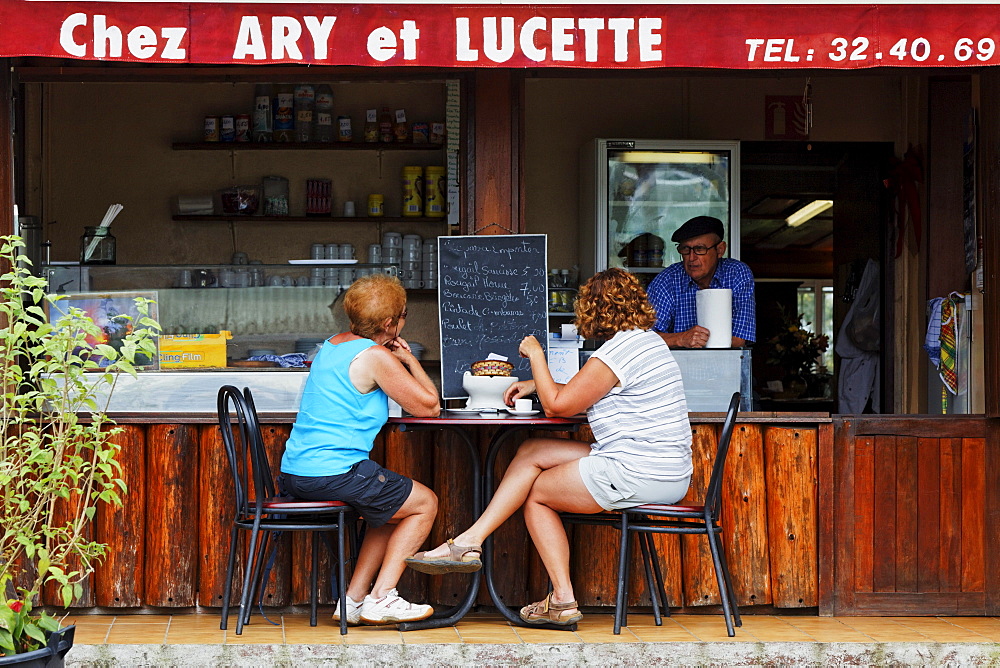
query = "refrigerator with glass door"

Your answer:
(579, 138), (740, 285)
